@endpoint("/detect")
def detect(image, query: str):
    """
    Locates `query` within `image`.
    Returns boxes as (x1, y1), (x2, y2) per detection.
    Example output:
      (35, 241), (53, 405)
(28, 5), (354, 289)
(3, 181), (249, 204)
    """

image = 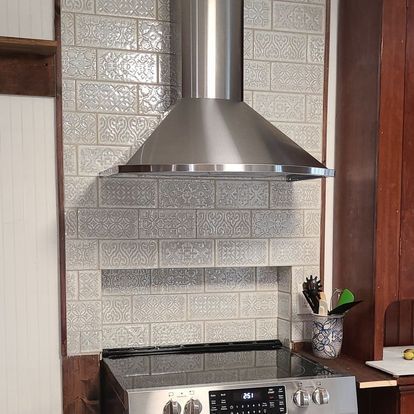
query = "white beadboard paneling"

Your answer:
(0, 0), (54, 39)
(0, 96), (62, 413)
